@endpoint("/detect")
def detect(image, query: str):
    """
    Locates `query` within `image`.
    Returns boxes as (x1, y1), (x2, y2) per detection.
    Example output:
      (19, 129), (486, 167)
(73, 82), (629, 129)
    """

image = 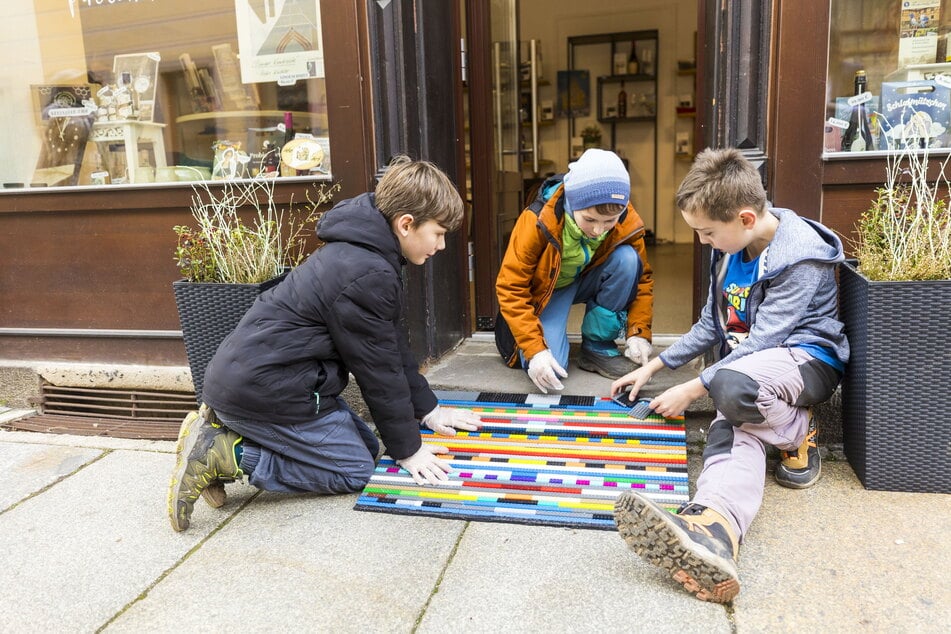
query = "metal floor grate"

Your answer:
(1, 384), (194, 441)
